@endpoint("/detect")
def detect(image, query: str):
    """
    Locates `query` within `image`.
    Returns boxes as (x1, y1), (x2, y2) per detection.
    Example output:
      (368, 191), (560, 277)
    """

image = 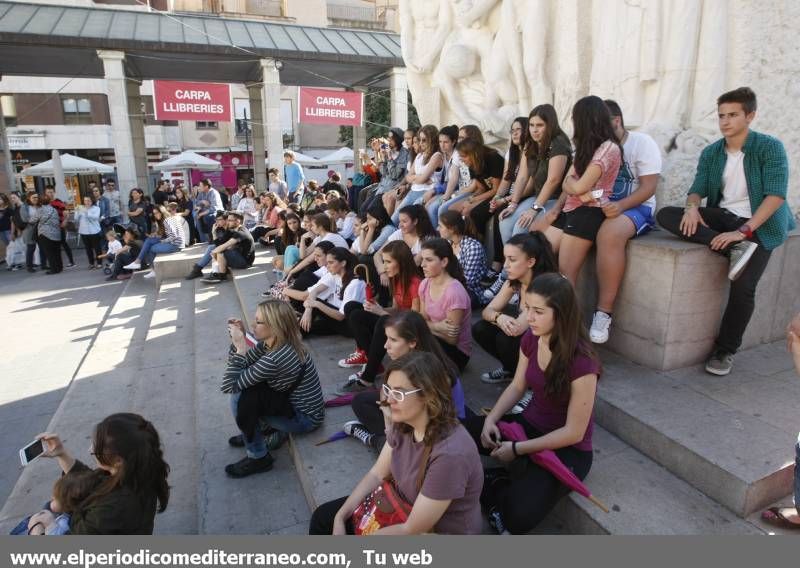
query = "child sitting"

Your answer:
(97, 229), (123, 274)
(13, 469), (105, 535)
